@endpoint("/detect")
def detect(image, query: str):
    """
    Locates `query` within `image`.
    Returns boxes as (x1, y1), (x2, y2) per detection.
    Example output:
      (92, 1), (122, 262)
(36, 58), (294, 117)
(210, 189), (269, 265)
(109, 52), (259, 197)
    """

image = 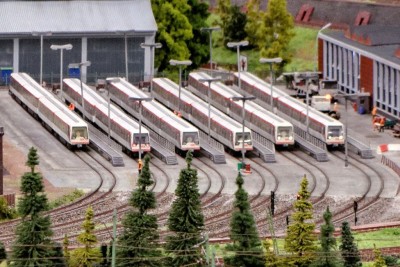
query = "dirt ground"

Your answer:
(2, 136), (74, 203)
